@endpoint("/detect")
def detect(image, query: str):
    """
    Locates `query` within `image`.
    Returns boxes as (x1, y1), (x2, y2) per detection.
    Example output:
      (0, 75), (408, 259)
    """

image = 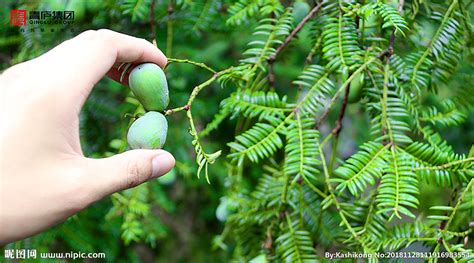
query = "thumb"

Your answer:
(86, 149), (175, 197)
